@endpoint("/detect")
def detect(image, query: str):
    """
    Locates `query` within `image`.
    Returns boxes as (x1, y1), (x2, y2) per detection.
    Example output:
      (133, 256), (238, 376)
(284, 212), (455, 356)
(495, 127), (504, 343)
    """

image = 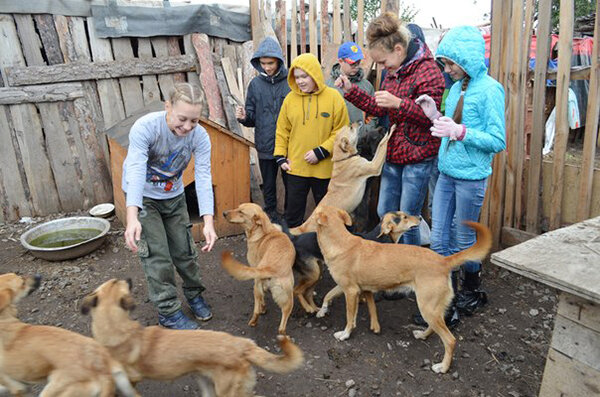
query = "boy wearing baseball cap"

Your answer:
(326, 41), (376, 135)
